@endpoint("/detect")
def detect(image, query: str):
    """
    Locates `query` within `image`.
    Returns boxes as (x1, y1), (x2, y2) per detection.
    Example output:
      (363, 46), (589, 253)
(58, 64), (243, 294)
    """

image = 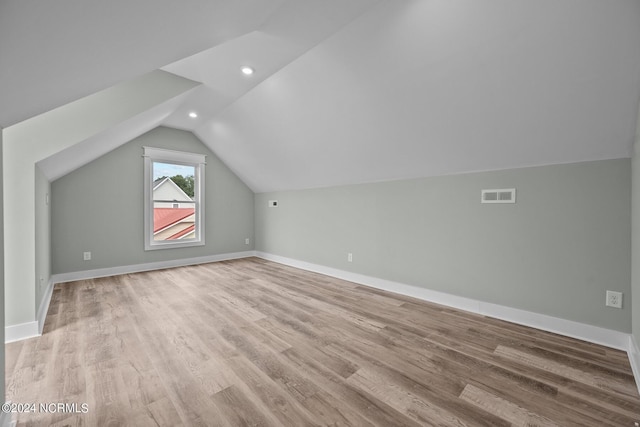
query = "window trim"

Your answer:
(143, 146), (206, 251)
